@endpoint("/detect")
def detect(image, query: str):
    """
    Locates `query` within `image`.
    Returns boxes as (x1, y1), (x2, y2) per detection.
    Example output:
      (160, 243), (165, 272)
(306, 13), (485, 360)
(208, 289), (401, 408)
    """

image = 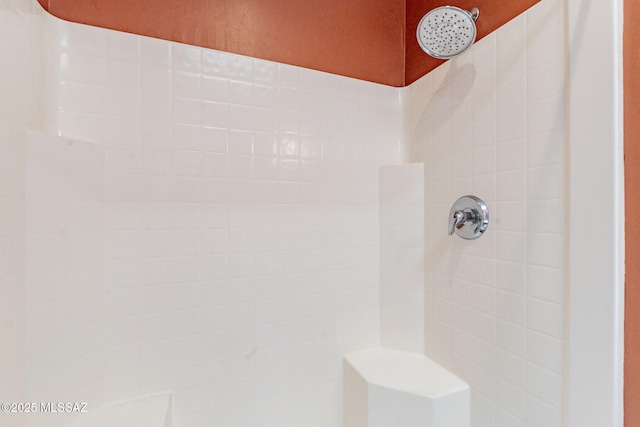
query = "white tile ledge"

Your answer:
(344, 347), (468, 397)
(65, 394), (171, 427)
(344, 347), (470, 427)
